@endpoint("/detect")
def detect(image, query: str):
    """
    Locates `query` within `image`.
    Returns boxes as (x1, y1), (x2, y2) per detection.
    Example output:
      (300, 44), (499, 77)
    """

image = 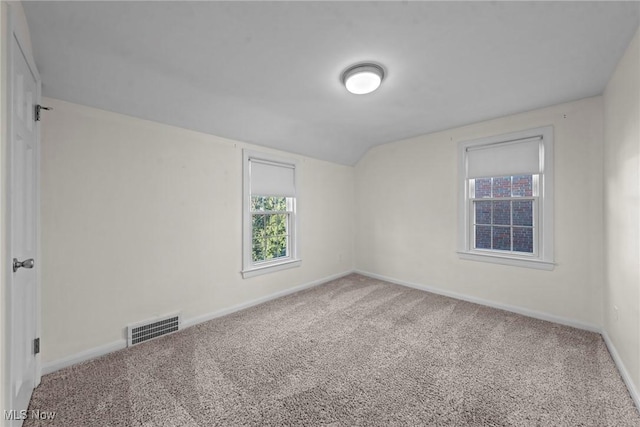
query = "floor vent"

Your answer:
(127, 312), (181, 347)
